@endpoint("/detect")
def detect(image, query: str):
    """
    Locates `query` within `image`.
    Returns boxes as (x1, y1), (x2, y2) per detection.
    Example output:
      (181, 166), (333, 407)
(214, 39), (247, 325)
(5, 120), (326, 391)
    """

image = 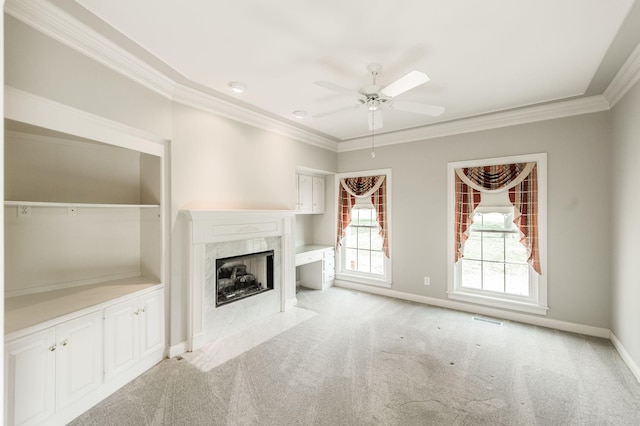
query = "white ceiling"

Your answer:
(48, 1), (640, 142)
